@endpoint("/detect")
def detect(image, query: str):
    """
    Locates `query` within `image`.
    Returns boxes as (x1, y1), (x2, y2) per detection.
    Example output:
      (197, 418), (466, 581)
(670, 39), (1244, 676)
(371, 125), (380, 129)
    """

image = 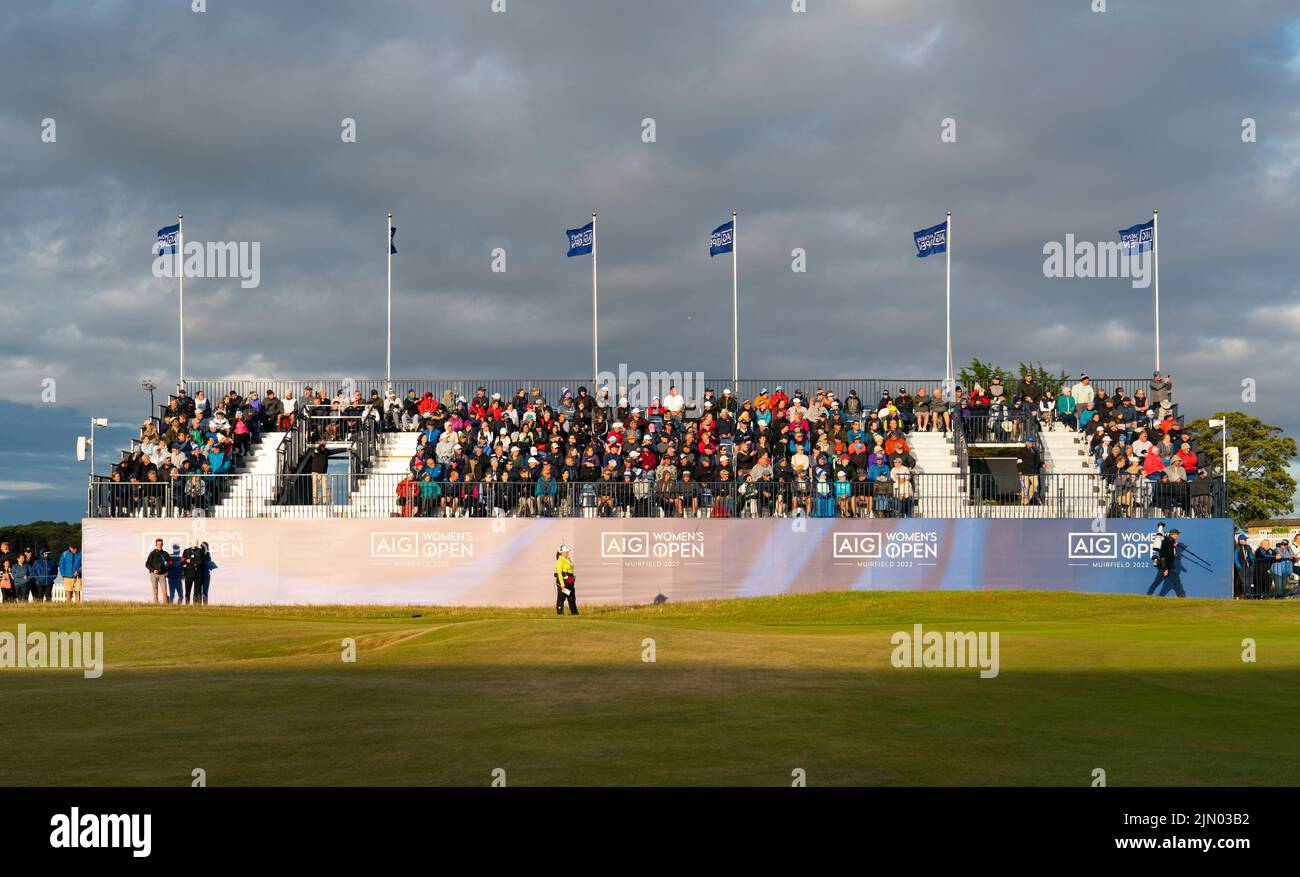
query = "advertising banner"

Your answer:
(82, 517), (1233, 606)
